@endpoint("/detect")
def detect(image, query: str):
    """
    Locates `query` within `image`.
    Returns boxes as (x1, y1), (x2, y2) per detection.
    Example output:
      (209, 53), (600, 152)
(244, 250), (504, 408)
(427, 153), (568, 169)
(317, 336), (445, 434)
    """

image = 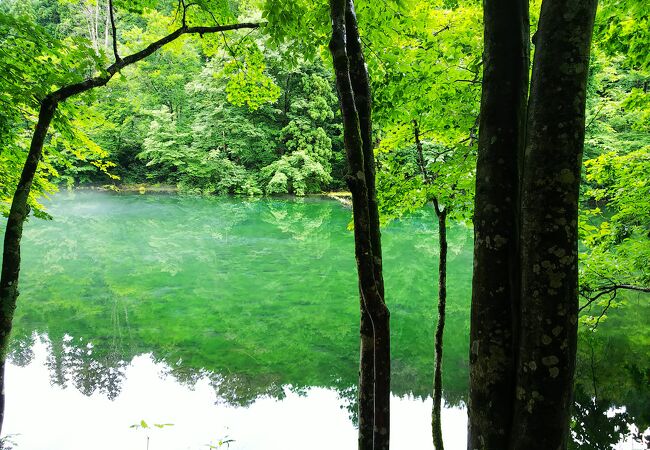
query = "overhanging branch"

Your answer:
(579, 284), (650, 313)
(50, 21), (260, 103)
